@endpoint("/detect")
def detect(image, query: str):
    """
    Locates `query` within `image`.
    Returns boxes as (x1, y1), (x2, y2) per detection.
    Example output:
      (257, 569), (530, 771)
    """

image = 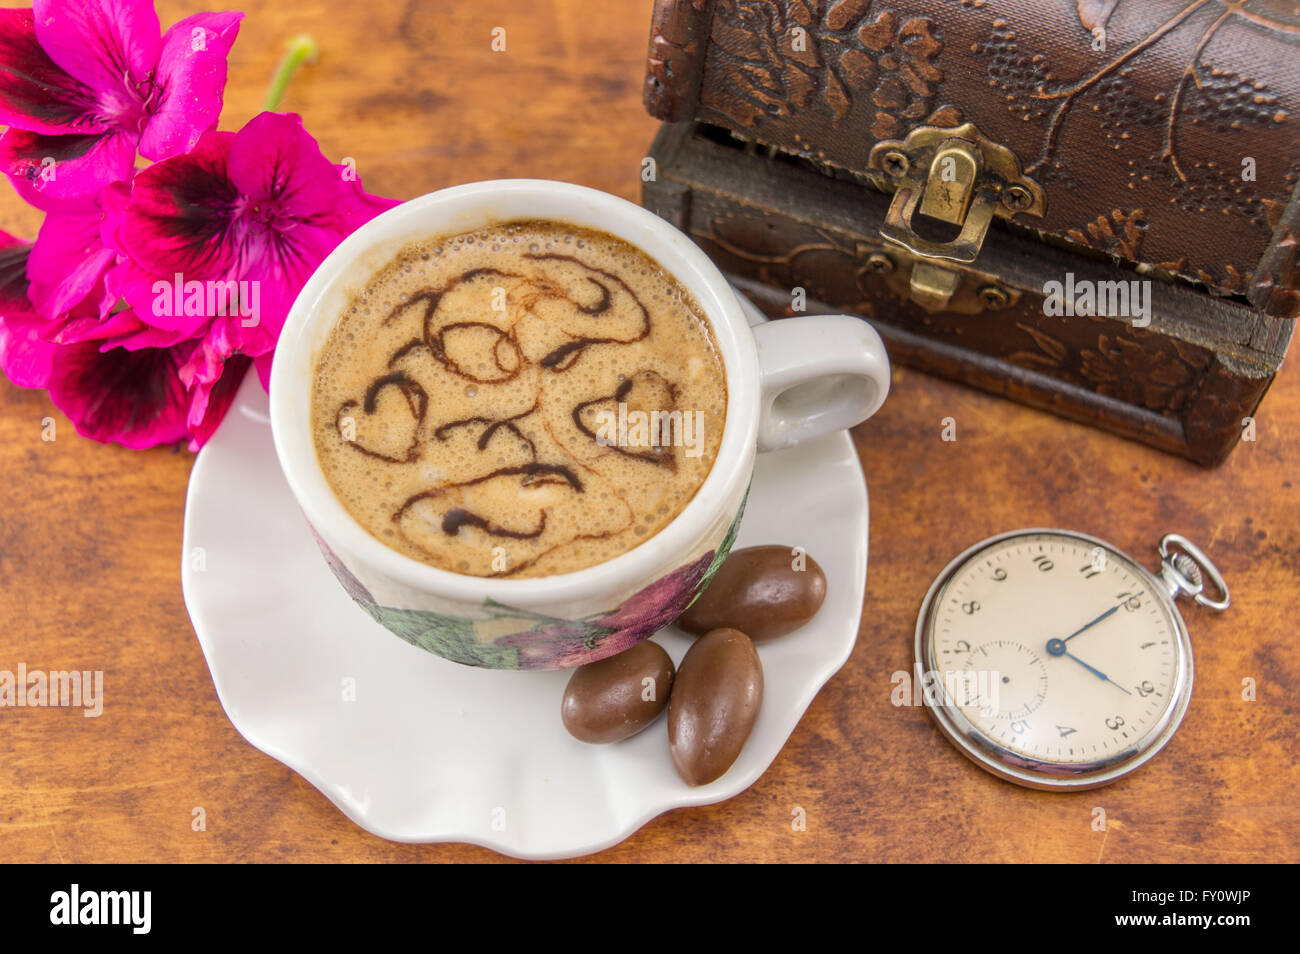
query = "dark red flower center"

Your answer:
(236, 196), (295, 233)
